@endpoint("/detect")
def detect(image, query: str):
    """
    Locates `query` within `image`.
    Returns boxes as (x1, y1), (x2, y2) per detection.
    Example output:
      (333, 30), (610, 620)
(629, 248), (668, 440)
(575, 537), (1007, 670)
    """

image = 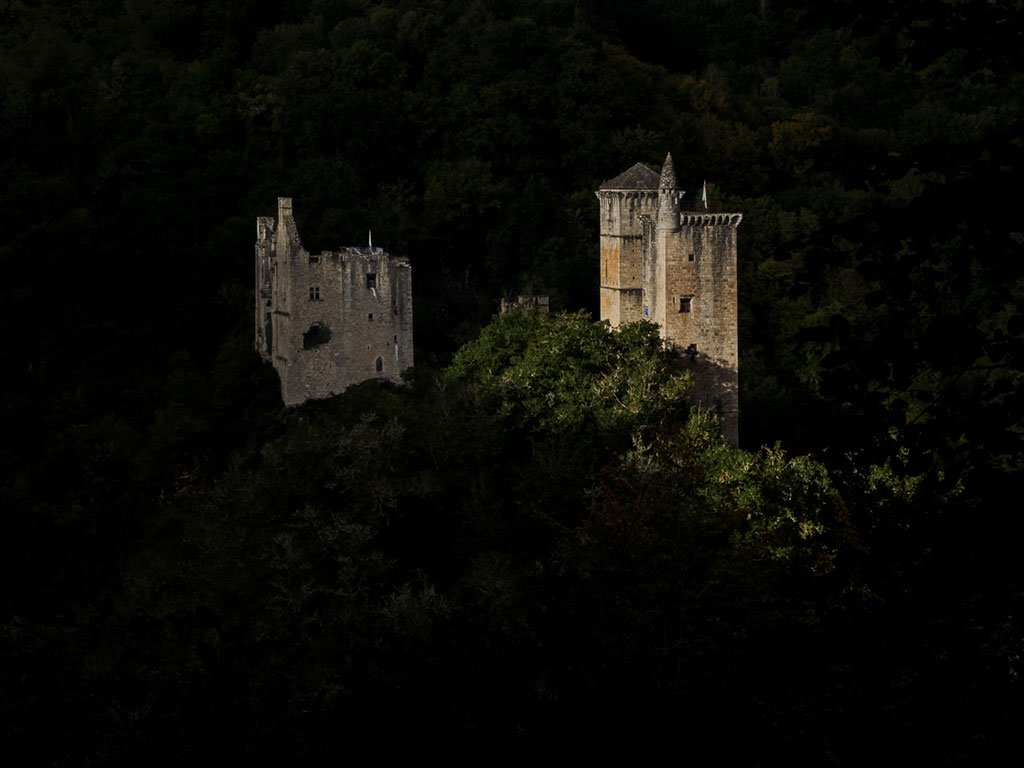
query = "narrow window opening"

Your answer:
(688, 253), (695, 262)
(368, 313), (373, 321)
(375, 356), (383, 373)
(366, 273), (377, 290)
(309, 286), (320, 300)
(679, 295), (693, 313)
(308, 255), (319, 264)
